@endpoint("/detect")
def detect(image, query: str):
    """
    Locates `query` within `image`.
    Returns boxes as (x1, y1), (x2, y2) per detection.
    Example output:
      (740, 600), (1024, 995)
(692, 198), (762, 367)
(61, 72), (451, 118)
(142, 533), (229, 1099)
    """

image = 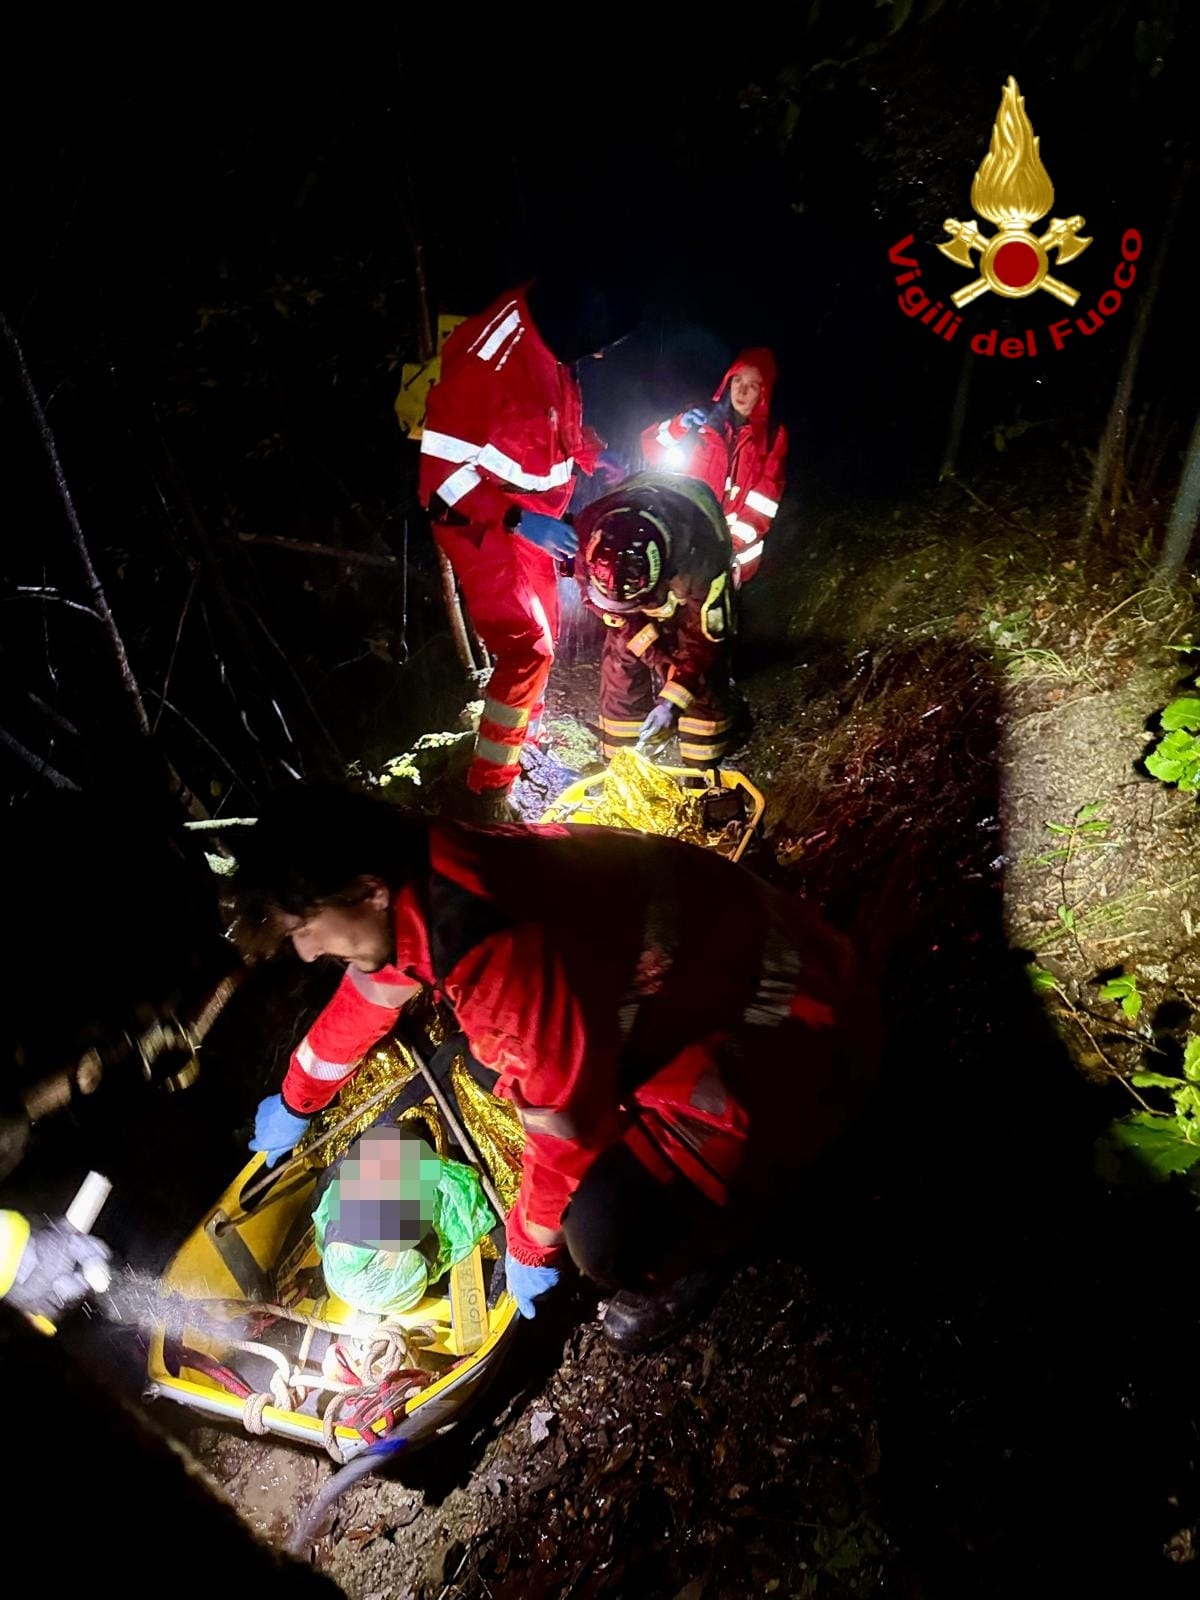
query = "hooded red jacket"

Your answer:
(279, 822), (865, 1268)
(641, 348), (788, 584)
